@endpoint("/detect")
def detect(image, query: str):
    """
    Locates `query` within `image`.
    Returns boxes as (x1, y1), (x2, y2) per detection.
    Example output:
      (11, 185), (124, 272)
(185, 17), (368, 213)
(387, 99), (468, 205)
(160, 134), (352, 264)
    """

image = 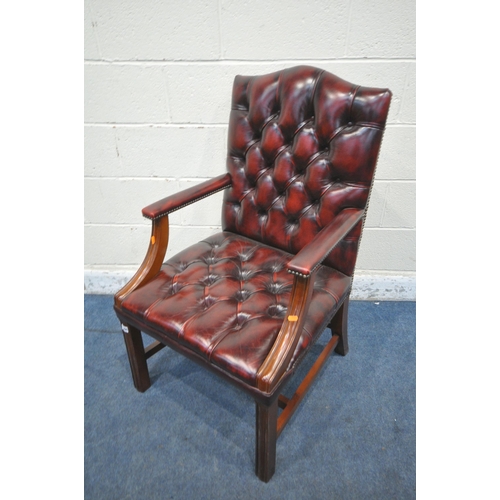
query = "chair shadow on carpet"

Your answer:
(85, 295), (416, 499)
